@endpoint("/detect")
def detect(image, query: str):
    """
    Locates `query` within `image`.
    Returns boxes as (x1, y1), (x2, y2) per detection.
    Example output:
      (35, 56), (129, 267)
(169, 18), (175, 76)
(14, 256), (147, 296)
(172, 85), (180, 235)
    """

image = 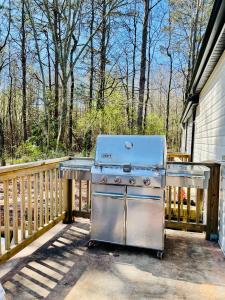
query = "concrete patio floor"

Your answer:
(0, 218), (225, 300)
